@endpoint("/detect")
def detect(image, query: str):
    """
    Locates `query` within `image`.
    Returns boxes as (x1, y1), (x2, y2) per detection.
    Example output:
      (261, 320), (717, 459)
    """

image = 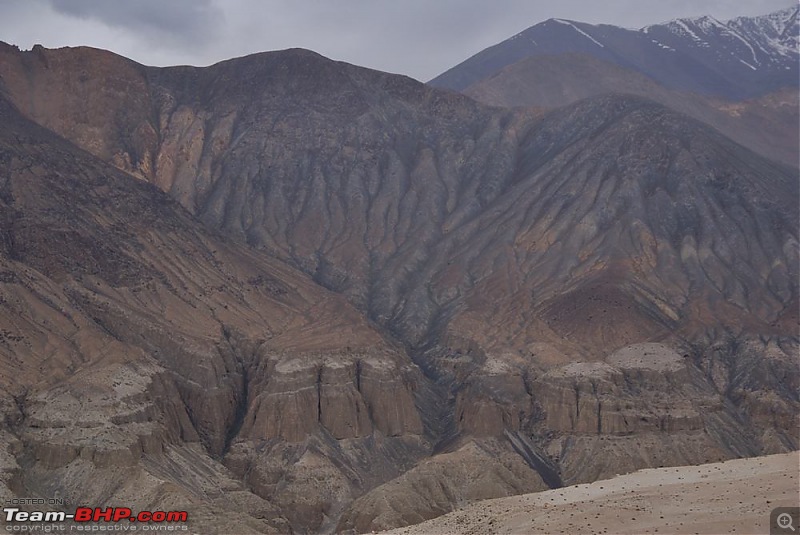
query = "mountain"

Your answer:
(0, 92), (440, 532)
(0, 43), (798, 533)
(429, 7), (799, 100)
(461, 53), (799, 166)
